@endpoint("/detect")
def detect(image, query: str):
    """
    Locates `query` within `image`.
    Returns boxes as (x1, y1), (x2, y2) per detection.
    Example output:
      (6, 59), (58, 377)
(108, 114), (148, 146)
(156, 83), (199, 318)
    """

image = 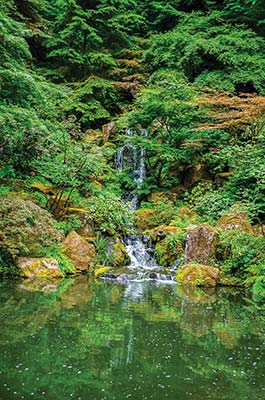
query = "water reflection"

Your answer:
(0, 277), (264, 400)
